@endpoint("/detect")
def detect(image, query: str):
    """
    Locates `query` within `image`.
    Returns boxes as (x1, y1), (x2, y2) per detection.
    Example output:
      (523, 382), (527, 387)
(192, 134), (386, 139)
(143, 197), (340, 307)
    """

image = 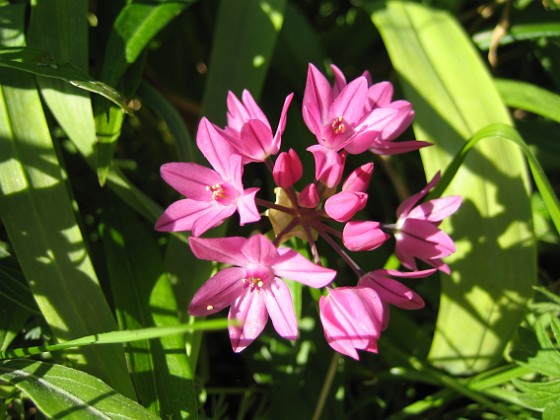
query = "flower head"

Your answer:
(155, 118), (260, 236)
(393, 172), (462, 274)
(188, 234), (336, 351)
